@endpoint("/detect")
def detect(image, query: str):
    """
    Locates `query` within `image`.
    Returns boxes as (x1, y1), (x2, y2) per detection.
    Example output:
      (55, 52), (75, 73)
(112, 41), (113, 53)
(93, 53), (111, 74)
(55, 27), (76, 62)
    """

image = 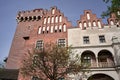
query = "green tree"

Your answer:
(20, 44), (87, 80)
(102, 0), (120, 21)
